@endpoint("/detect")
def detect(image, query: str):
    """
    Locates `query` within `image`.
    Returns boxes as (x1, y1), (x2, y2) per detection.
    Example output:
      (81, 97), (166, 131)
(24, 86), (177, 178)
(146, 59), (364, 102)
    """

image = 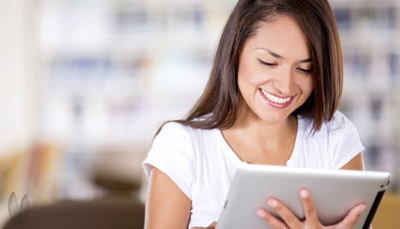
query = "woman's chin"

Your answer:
(258, 113), (291, 124)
